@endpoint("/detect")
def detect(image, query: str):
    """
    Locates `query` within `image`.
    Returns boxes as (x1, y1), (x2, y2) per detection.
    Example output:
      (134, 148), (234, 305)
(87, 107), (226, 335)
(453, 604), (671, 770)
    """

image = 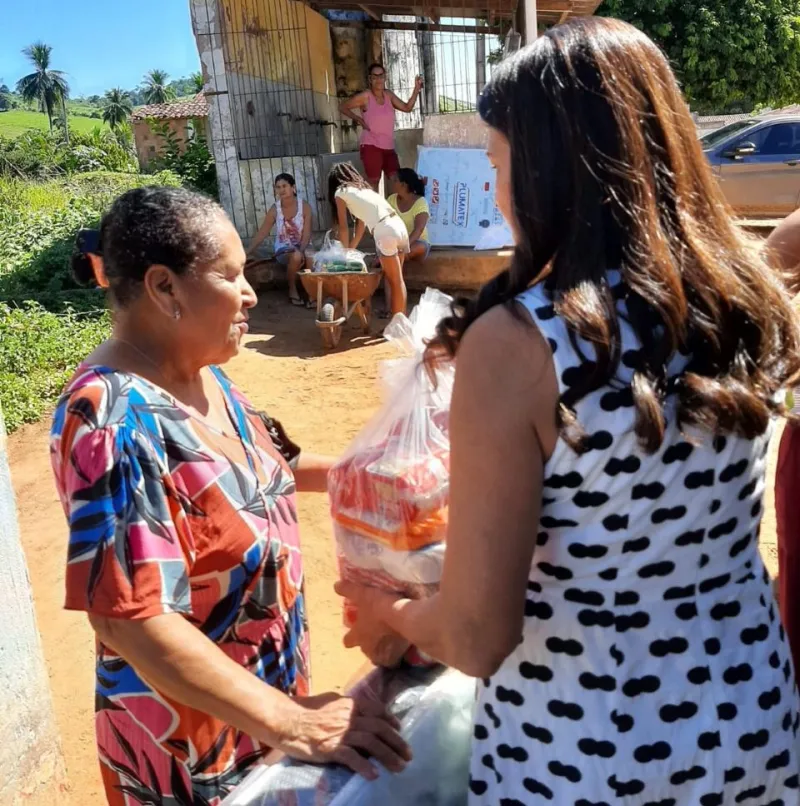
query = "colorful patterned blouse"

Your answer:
(50, 365), (310, 806)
